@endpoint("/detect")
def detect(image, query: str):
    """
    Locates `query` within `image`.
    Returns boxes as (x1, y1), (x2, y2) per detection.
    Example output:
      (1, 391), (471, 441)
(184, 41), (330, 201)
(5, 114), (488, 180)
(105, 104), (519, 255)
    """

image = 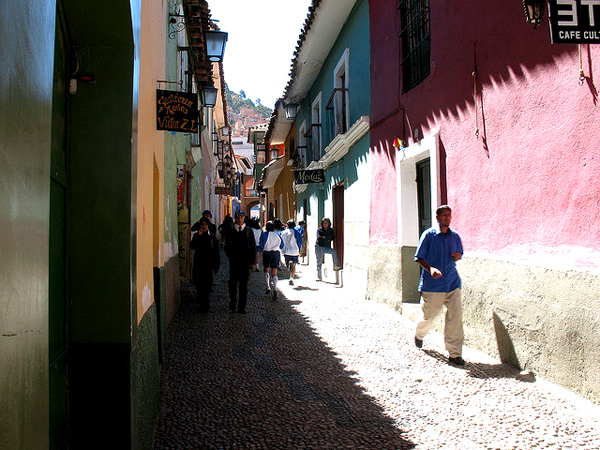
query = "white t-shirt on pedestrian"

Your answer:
(281, 228), (300, 256)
